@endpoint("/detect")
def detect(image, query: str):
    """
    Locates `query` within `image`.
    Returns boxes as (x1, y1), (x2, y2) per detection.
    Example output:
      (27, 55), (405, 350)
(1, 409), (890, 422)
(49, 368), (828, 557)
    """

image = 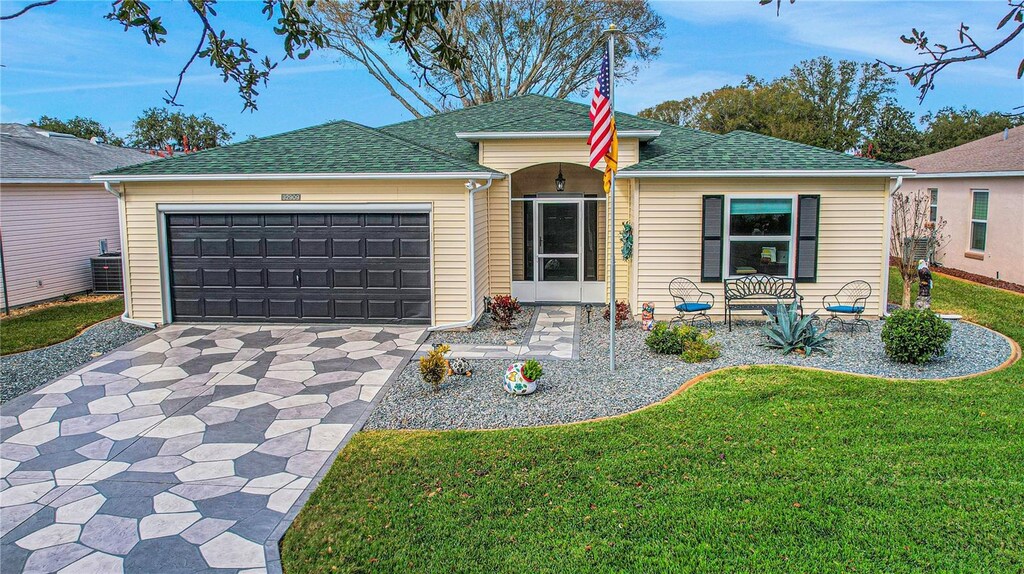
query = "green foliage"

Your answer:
(881, 308), (952, 364)
(919, 106), (1024, 155)
(129, 108), (233, 151)
(29, 116), (125, 146)
(488, 295), (522, 330)
(645, 322), (700, 355)
(283, 271), (1024, 574)
(521, 359), (543, 382)
(0, 296), (125, 356)
(418, 344), (450, 391)
(639, 57), (894, 154)
(762, 301), (831, 356)
(865, 101), (924, 162)
(681, 333), (721, 364)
